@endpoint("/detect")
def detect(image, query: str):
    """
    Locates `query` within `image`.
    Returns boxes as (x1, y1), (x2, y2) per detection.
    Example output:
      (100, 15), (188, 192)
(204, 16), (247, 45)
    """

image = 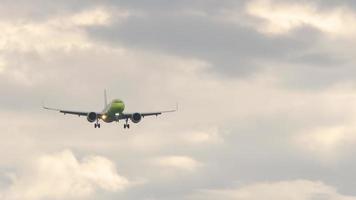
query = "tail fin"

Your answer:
(104, 89), (108, 107)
